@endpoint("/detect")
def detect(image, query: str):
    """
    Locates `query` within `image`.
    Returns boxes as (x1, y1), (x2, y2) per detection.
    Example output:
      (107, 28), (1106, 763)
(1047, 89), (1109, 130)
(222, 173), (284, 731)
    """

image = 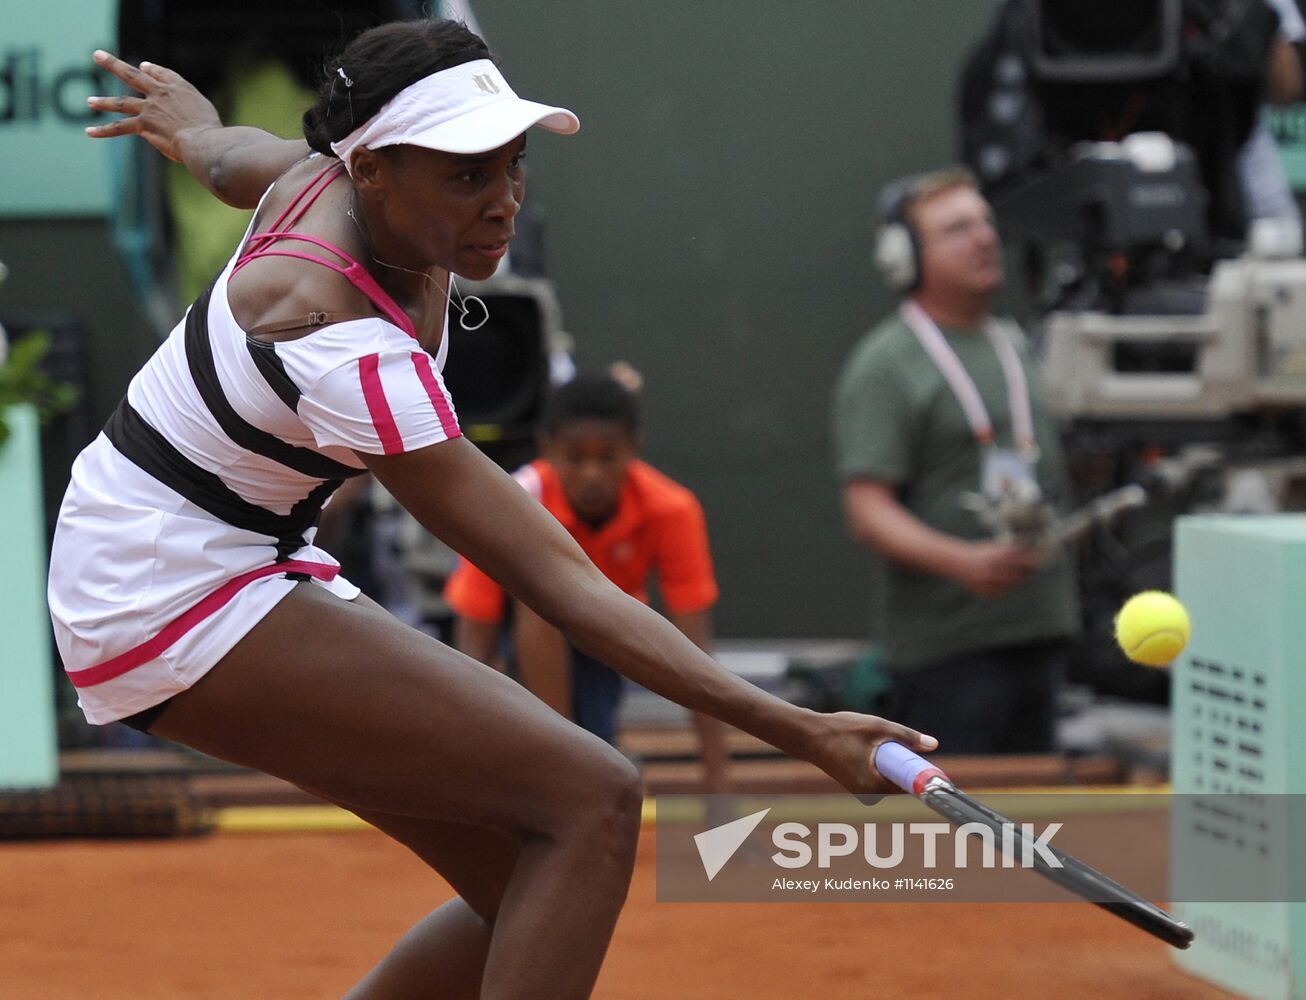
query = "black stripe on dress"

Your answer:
(103, 399), (335, 556)
(280, 476), (343, 561)
(185, 283), (363, 481)
(245, 337), (303, 413)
